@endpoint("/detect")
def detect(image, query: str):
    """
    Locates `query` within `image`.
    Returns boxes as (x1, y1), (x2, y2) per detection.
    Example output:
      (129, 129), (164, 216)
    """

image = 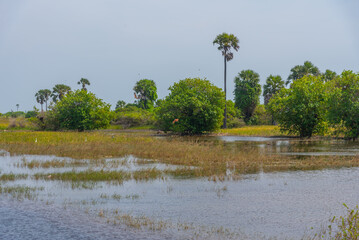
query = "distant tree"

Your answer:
(263, 75), (285, 105)
(25, 110), (37, 118)
(327, 71), (359, 139)
(268, 75), (328, 137)
(51, 84), (71, 102)
(234, 70), (261, 123)
(286, 61), (320, 85)
(133, 79), (158, 110)
(157, 78), (225, 134)
(115, 100), (126, 110)
(16, 104), (19, 111)
(35, 90), (45, 112)
(51, 90), (111, 131)
(42, 89), (51, 111)
(322, 69), (337, 82)
(77, 78), (90, 91)
(213, 32), (240, 128)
